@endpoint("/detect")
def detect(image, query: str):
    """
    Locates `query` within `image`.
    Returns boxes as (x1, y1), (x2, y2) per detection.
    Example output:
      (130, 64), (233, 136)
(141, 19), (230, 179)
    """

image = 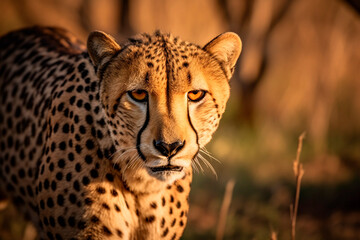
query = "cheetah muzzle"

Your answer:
(0, 26), (241, 239)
